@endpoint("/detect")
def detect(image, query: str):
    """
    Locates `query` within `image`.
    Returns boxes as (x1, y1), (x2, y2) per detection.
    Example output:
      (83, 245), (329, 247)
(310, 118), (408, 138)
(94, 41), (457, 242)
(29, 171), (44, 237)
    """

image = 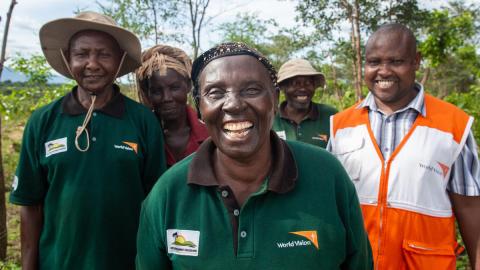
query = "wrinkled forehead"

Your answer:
(68, 29), (120, 51)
